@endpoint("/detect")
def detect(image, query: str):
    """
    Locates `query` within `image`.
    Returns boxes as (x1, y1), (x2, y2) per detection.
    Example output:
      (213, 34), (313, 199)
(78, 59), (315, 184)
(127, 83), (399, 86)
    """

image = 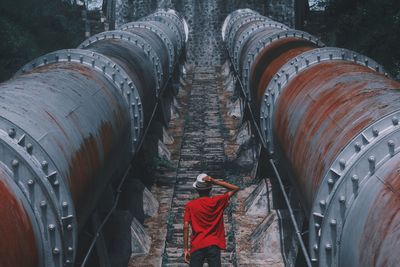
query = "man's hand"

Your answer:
(184, 249), (190, 264)
(203, 175), (214, 183)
